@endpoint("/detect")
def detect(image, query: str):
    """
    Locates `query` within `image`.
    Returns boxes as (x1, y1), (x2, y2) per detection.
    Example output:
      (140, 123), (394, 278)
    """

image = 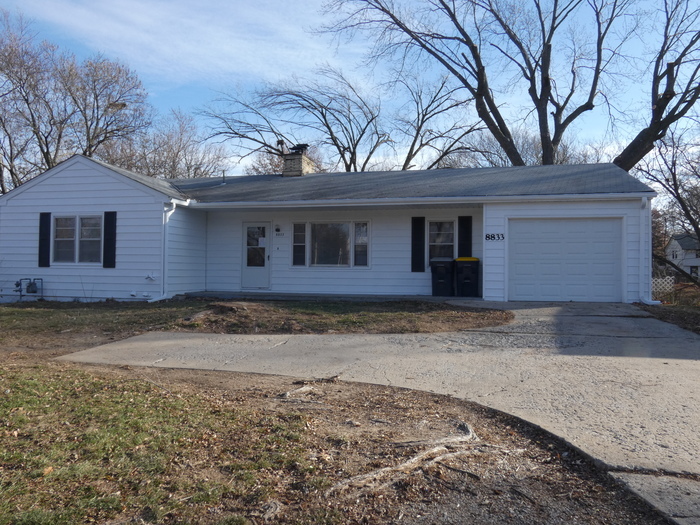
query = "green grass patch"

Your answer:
(0, 365), (312, 523)
(0, 300), (205, 341)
